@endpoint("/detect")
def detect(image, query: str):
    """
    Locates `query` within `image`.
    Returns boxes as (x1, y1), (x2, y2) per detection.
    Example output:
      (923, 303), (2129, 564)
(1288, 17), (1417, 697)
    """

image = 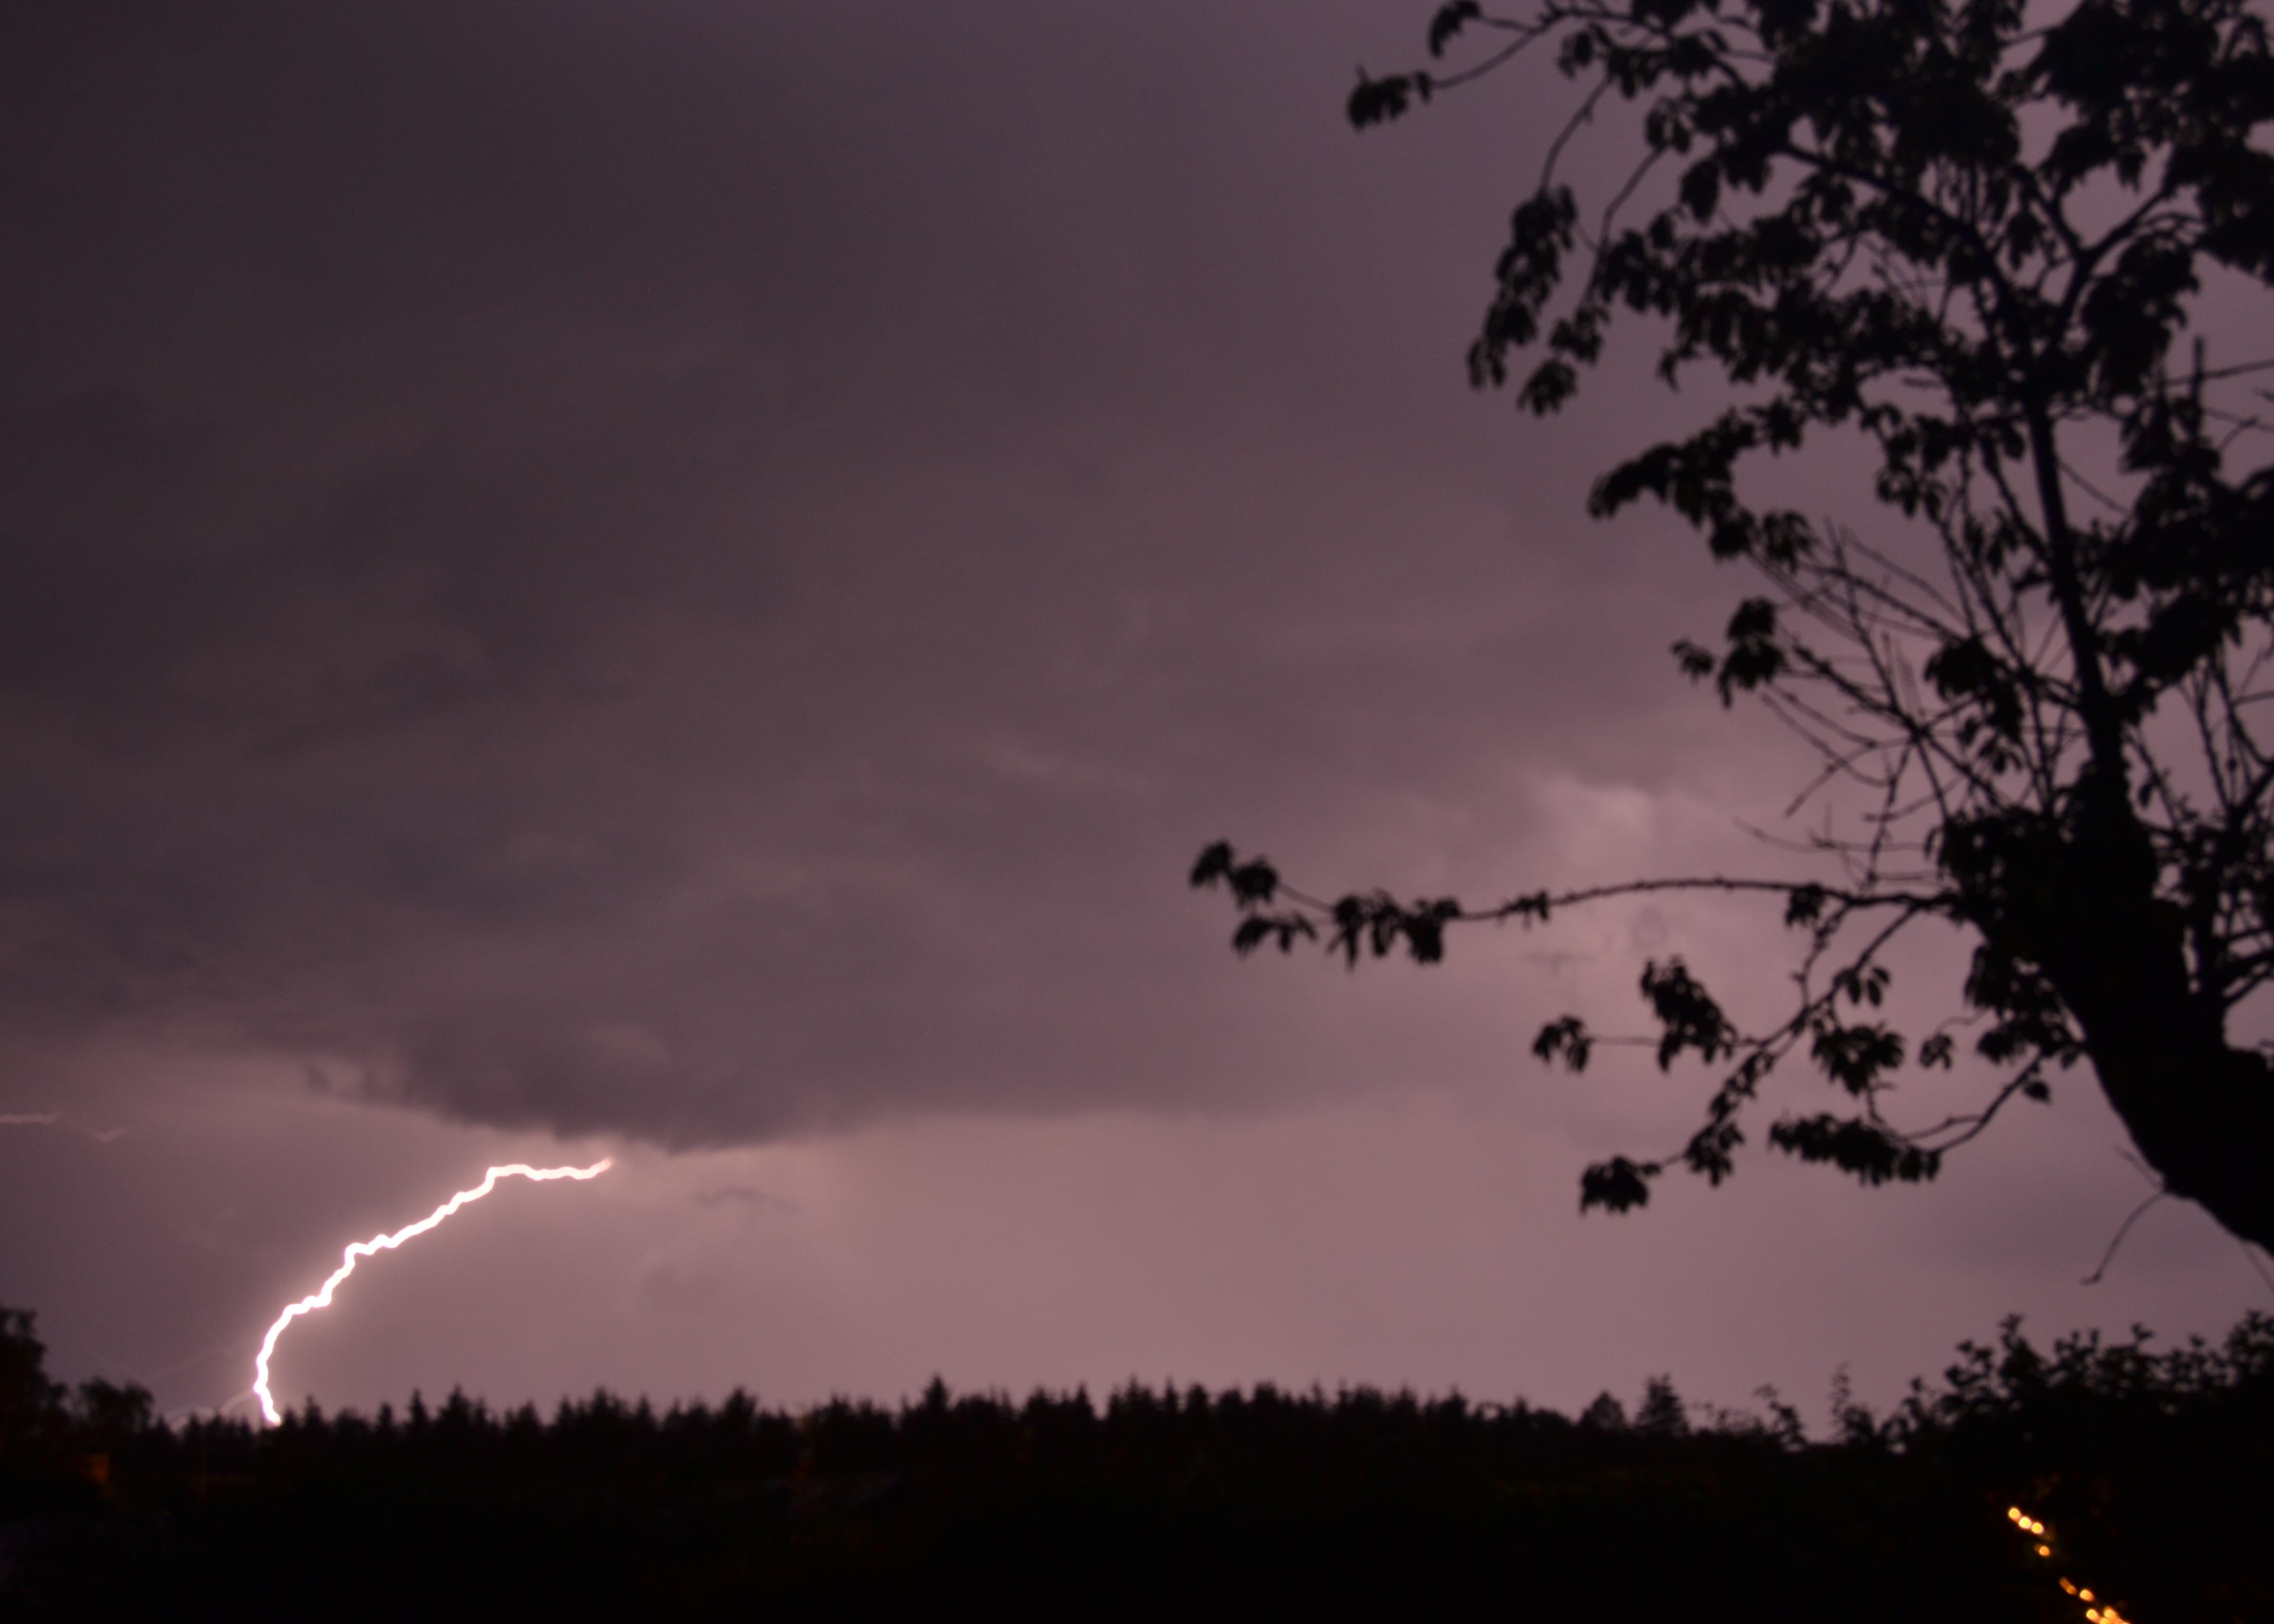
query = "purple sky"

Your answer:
(2, 0), (2264, 1428)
